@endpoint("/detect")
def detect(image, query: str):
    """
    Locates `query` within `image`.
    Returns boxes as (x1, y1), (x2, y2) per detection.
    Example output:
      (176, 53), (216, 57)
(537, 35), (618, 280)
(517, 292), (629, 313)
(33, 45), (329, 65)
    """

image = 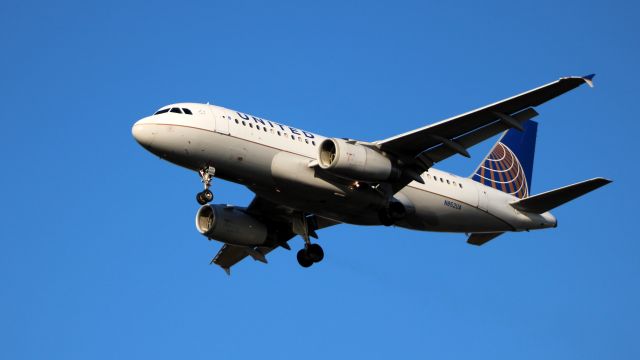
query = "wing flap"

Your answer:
(510, 177), (612, 214)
